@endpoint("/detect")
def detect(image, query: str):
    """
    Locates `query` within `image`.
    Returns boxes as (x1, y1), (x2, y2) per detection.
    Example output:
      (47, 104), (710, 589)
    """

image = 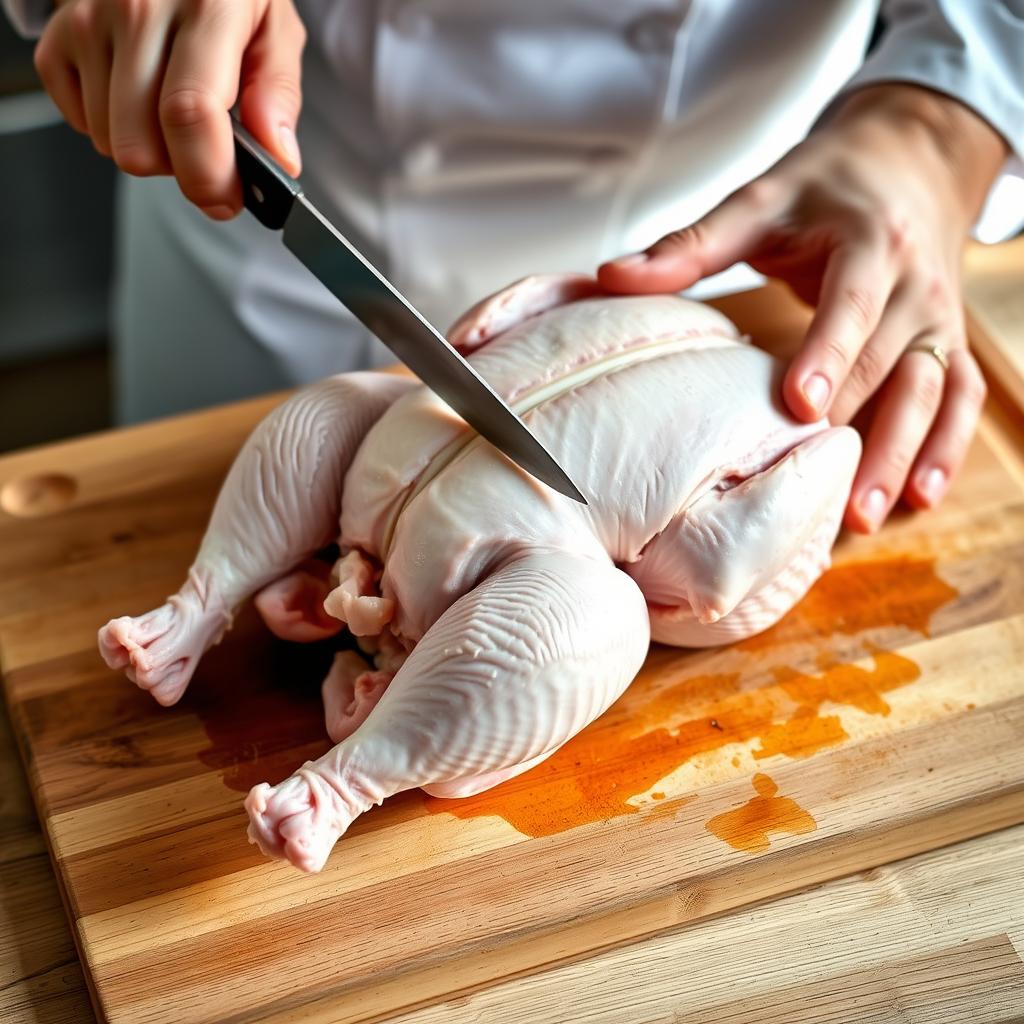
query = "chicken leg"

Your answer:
(244, 549), (651, 872)
(98, 373), (414, 705)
